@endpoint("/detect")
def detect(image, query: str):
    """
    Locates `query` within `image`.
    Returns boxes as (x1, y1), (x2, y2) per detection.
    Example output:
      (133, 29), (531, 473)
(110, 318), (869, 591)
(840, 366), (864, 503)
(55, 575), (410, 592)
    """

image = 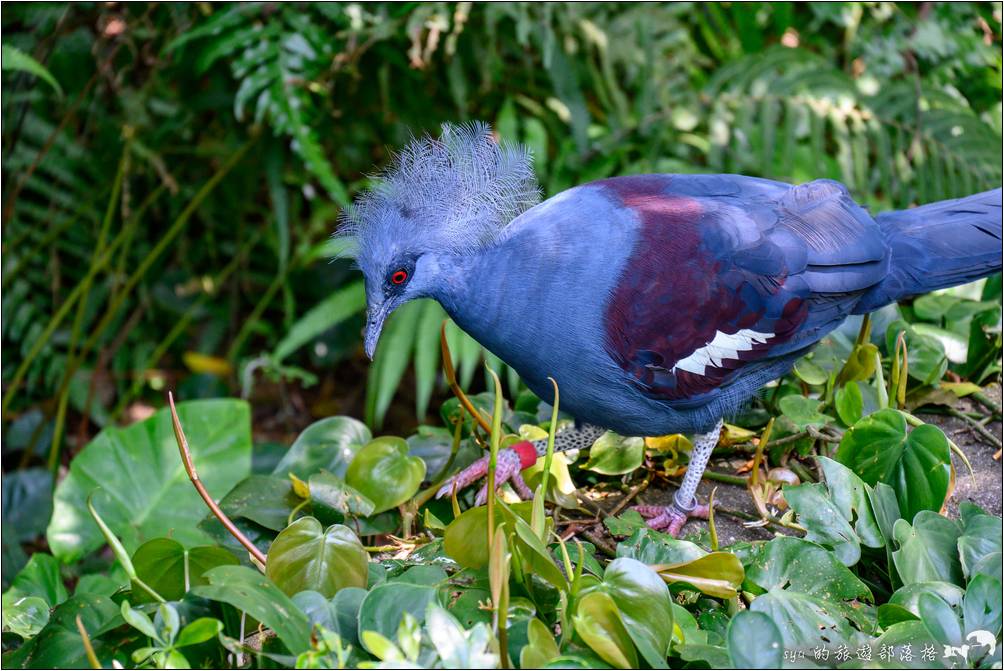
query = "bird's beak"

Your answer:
(364, 302), (392, 360)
